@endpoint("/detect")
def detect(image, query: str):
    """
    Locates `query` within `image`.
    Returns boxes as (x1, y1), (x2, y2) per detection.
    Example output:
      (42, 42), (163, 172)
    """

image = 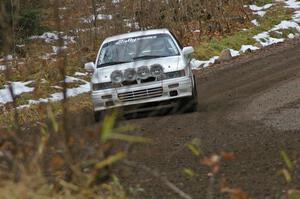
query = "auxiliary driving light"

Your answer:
(111, 70), (124, 83)
(137, 66), (150, 79)
(150, 64), (164, 77)
(124, 68), (137, 81)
